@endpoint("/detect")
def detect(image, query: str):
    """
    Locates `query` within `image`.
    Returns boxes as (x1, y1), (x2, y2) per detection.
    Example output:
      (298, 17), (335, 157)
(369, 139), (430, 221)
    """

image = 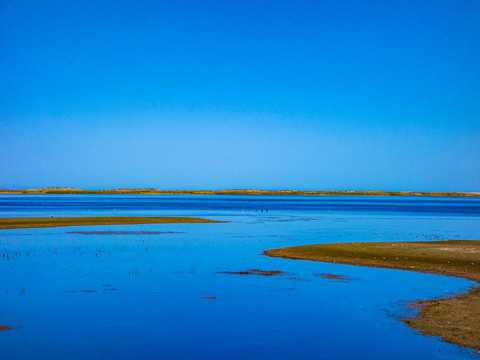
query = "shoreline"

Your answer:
(0, 216), (225, 230)
(264, 240), (480, 351)
(0, 188), (479, 197)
